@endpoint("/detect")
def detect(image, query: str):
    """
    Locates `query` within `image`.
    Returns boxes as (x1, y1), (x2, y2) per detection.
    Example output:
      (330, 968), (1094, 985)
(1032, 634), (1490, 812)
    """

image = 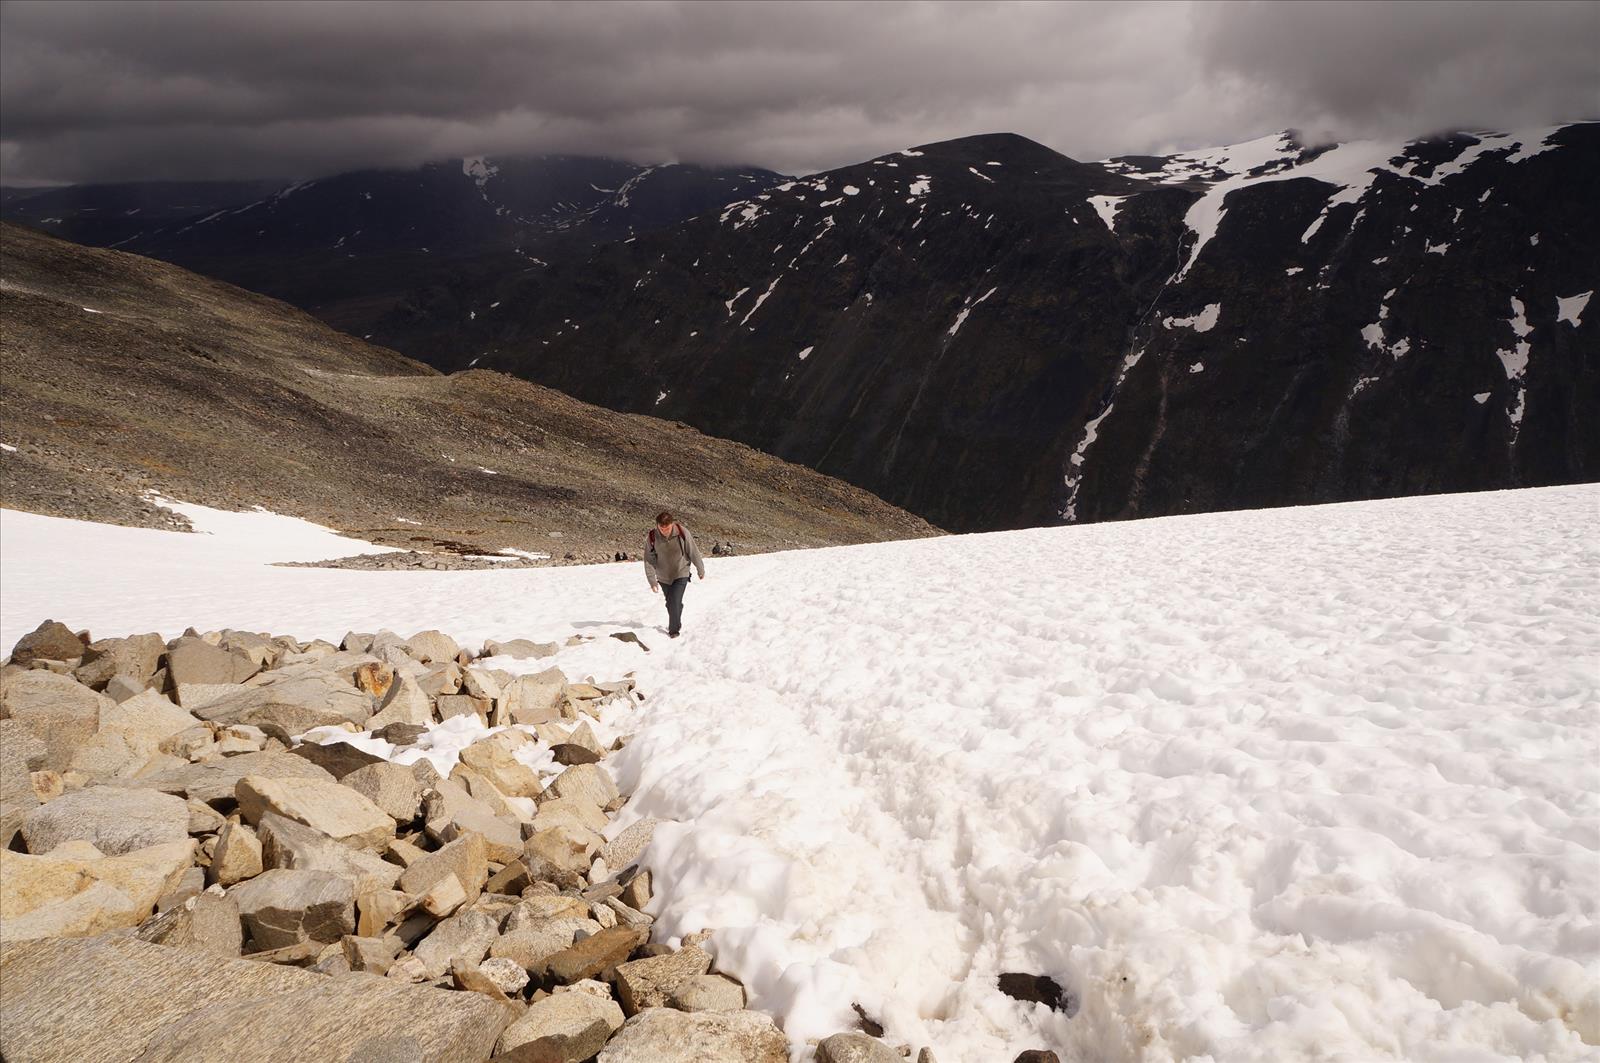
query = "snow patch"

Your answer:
(797, 346), (814, 361)
(1087, 195), (1128, 231)
(1557, 291), (1591, 326)
(1161, 304), (1222, 332)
